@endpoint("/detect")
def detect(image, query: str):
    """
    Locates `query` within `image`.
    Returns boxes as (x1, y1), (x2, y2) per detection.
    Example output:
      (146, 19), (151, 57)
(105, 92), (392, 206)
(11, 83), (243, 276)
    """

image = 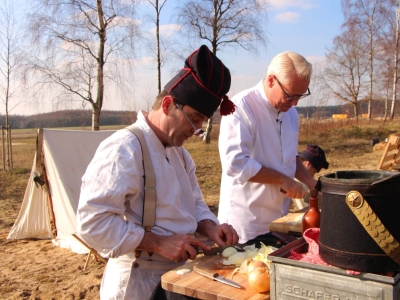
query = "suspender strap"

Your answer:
(126, 124), (156, 231)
